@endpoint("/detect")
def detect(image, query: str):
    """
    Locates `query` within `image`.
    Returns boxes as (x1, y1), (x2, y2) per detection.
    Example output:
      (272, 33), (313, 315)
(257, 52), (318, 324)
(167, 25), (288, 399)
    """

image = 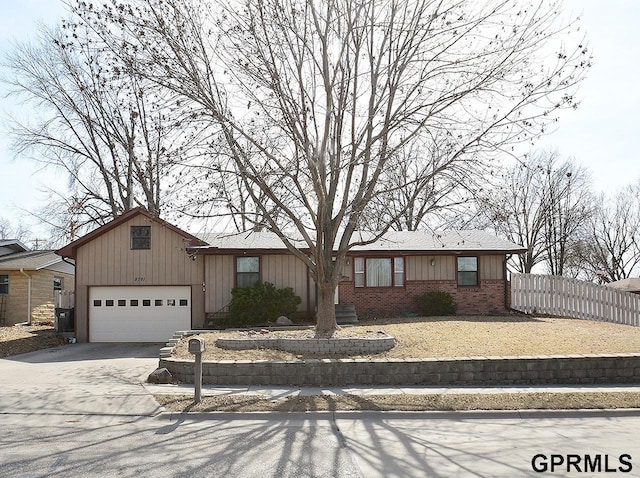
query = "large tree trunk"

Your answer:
(315, 280), (338, 338)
